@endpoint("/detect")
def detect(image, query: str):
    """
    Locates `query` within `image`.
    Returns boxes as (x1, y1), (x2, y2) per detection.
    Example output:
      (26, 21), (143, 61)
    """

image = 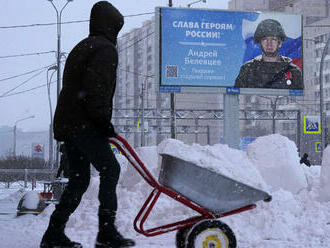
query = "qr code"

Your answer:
(166, 65), (178, 78)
